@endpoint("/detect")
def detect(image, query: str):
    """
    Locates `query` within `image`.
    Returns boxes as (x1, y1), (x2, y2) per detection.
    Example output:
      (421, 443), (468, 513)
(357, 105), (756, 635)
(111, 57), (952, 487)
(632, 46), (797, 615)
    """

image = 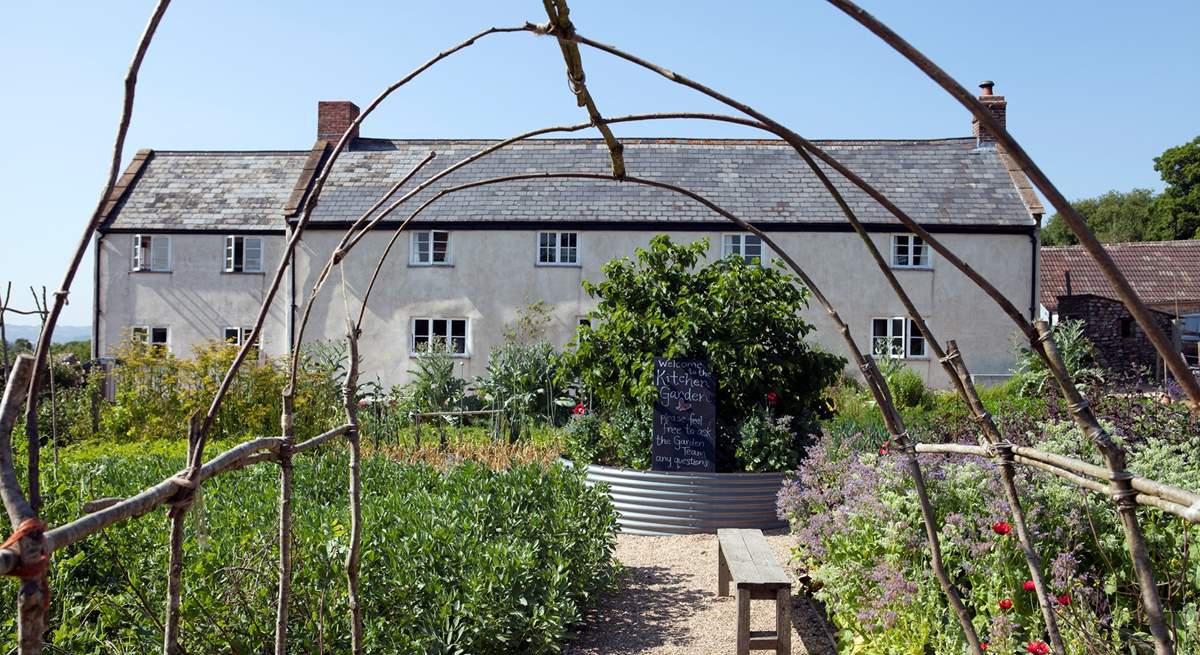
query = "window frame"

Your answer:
(409, 317), (469, 357)
(409, 230), (452, 266)
(890, 234), (932, 270)
(132, 235), (172, 272)
(131, 325), (170, 351)
(721, 233), (764, 265)
(536, 231), (580, 267)
(223, 326), (258, 347)
(870, 317), (928, 360)
(224, 235), (264, 273)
